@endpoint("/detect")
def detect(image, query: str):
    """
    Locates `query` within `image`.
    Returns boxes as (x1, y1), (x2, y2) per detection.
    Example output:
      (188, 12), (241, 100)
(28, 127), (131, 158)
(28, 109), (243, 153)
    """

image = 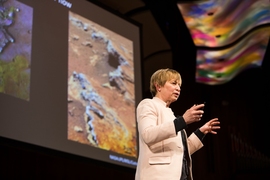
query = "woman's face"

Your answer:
(157, 79), (181, 105)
